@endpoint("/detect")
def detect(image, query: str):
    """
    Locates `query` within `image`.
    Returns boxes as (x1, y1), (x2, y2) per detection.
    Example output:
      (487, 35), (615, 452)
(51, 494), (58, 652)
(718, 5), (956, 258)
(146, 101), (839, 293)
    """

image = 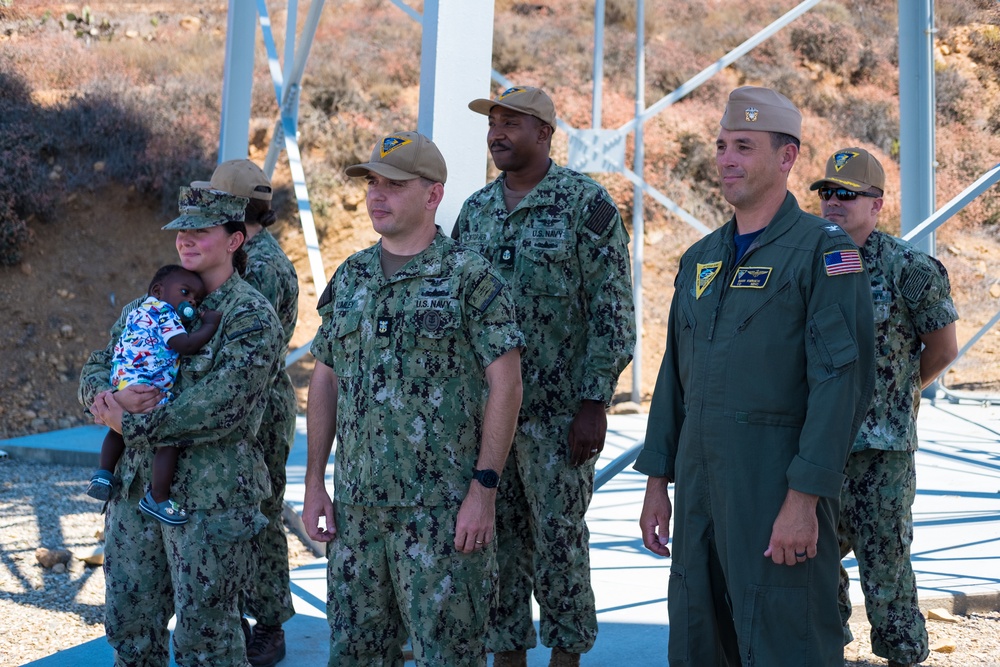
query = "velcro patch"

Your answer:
(317, 281), (334, 310)
(695, 261), (722, 299)
(730, 266), (772, 288)
(901, 268), (932, 302)
(469, 274), (503, 313)
(225, 314), (264, 341)
(824, 249), (863, 276)
(584, 198), (617, 236)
